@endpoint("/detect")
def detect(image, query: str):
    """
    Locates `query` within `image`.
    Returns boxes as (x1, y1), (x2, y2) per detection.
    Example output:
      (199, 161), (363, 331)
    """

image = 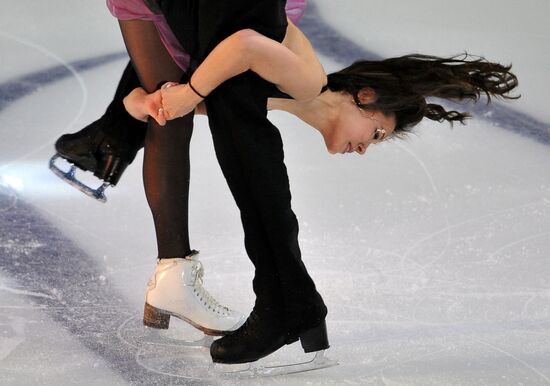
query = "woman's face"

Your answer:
(324, 99), (396, 155)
